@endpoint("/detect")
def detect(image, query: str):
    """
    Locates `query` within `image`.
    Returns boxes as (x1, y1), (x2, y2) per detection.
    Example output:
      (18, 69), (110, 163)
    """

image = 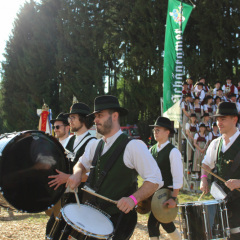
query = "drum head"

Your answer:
(0, 131), (69, 213)
(62, 203), (114, 239)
